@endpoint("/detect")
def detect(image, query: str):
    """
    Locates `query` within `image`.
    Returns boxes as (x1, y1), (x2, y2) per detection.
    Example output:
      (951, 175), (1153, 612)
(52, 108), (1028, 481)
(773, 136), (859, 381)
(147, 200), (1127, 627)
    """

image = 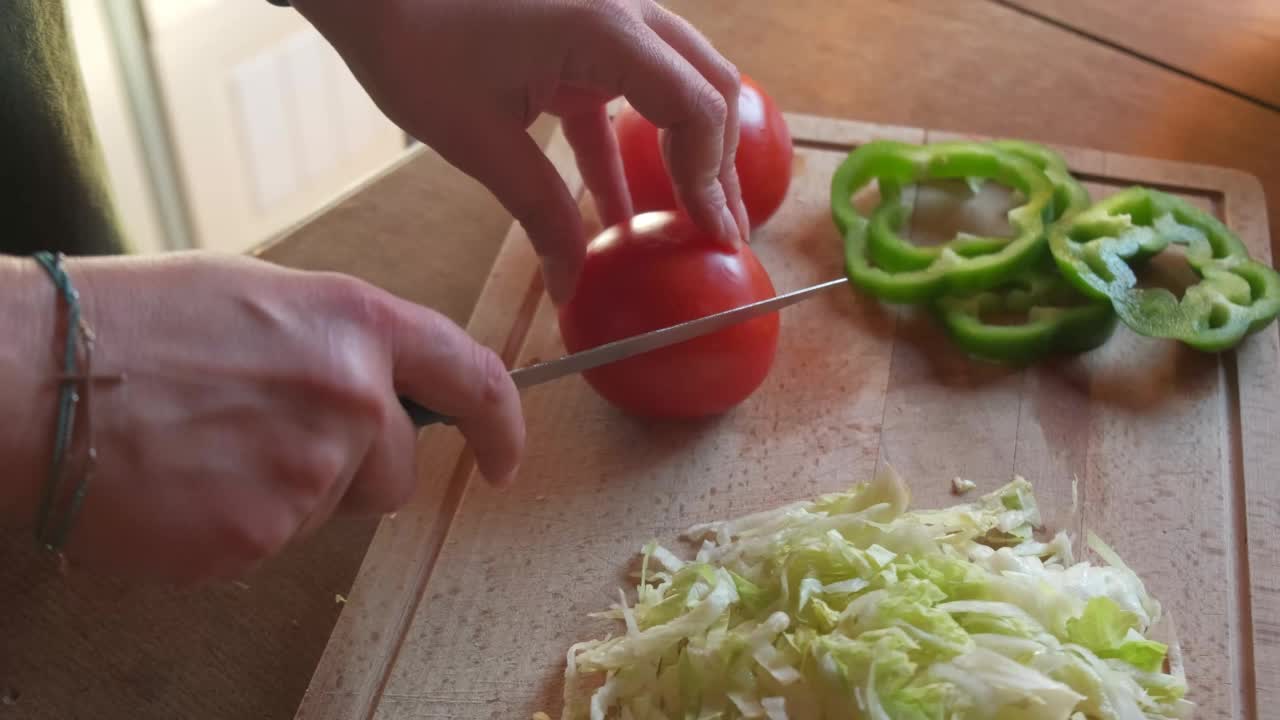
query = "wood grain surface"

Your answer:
(297, 115), (1280, 720)
(658, 0), (1280, 259)
(1002, 0), (1280, 109)
(0, 124), (553, 720)
(287, 124), (582, 720)
(7, 2), (1279, 719)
